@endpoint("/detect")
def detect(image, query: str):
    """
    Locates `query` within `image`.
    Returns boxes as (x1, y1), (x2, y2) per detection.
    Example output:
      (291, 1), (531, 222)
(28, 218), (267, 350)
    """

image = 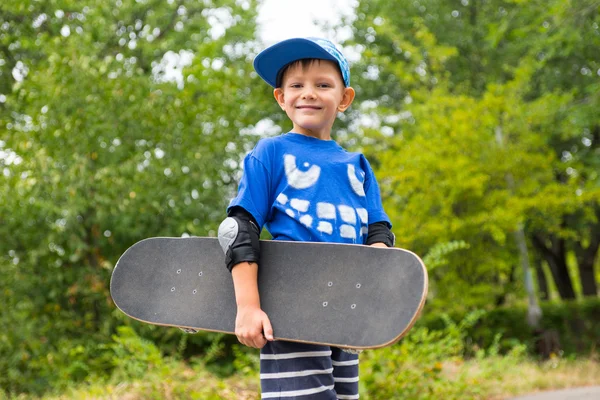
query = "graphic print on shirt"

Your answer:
(280, 153), (369, 242)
